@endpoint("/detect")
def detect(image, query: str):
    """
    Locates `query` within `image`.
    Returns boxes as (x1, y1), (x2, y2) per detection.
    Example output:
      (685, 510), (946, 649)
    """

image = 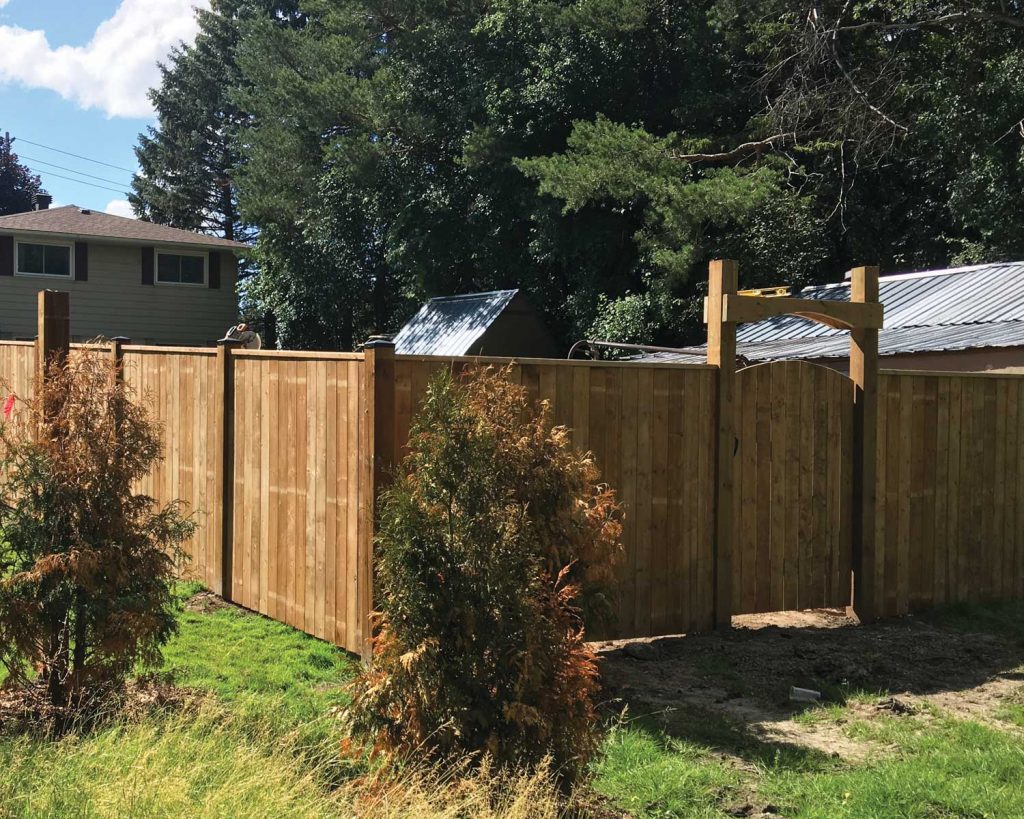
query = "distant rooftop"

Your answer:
(0, 205), (250, 251)
(630, 261), (1024, 365)
(393, 290), (520, 356)
(733, 261), (1024, 361)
